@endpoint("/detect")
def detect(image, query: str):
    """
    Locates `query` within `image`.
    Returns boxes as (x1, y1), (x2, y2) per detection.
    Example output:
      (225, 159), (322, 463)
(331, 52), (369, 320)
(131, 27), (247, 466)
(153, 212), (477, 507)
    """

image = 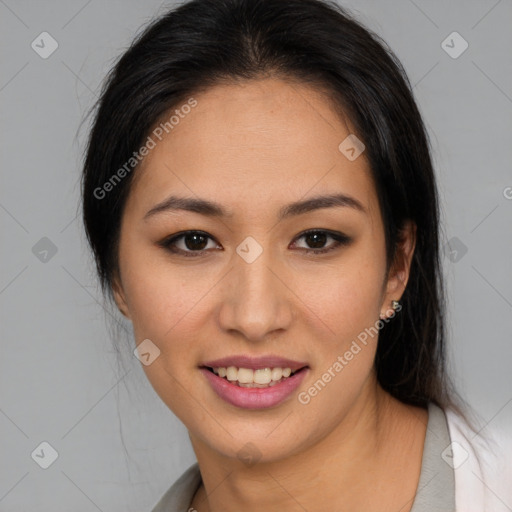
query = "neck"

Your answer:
(189, 376), (427, 512)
